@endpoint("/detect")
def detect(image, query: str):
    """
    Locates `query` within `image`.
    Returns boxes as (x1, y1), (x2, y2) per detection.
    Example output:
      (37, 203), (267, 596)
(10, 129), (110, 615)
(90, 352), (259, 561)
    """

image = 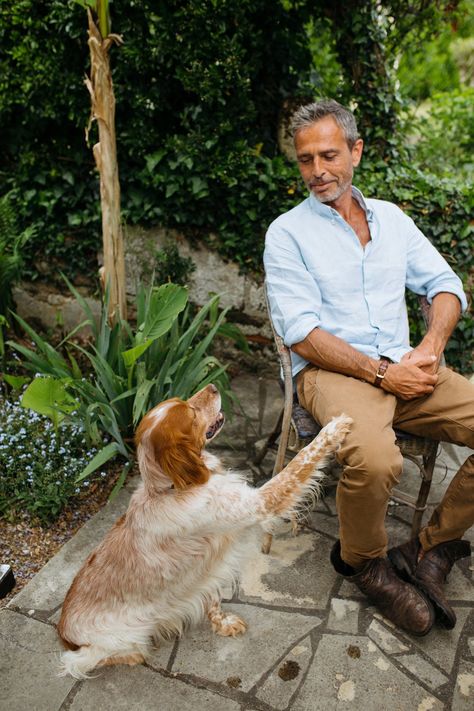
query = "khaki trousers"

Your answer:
(296, 366), (474, 569)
